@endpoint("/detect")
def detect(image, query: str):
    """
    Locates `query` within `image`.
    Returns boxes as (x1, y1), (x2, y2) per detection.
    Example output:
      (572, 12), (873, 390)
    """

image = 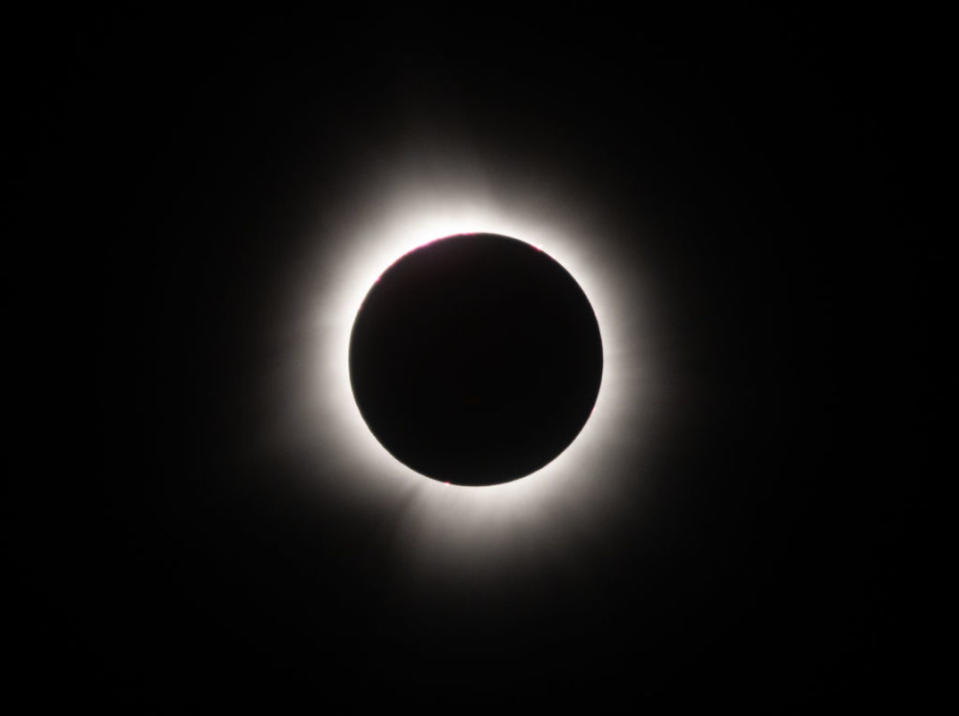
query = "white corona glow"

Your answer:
(282, 155), (661, 573)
